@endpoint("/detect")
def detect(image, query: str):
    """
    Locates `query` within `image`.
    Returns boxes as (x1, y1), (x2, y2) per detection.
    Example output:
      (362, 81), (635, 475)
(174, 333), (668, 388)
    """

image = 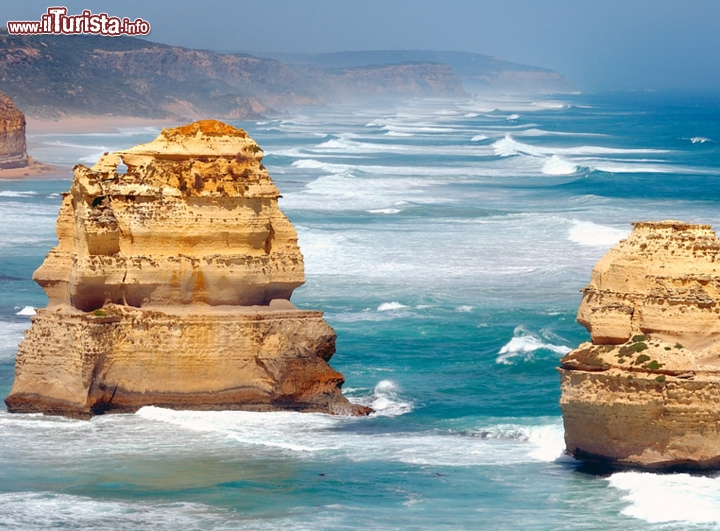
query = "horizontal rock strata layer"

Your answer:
(560, 221), (720, 469)
(6, 120), (369, 418)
